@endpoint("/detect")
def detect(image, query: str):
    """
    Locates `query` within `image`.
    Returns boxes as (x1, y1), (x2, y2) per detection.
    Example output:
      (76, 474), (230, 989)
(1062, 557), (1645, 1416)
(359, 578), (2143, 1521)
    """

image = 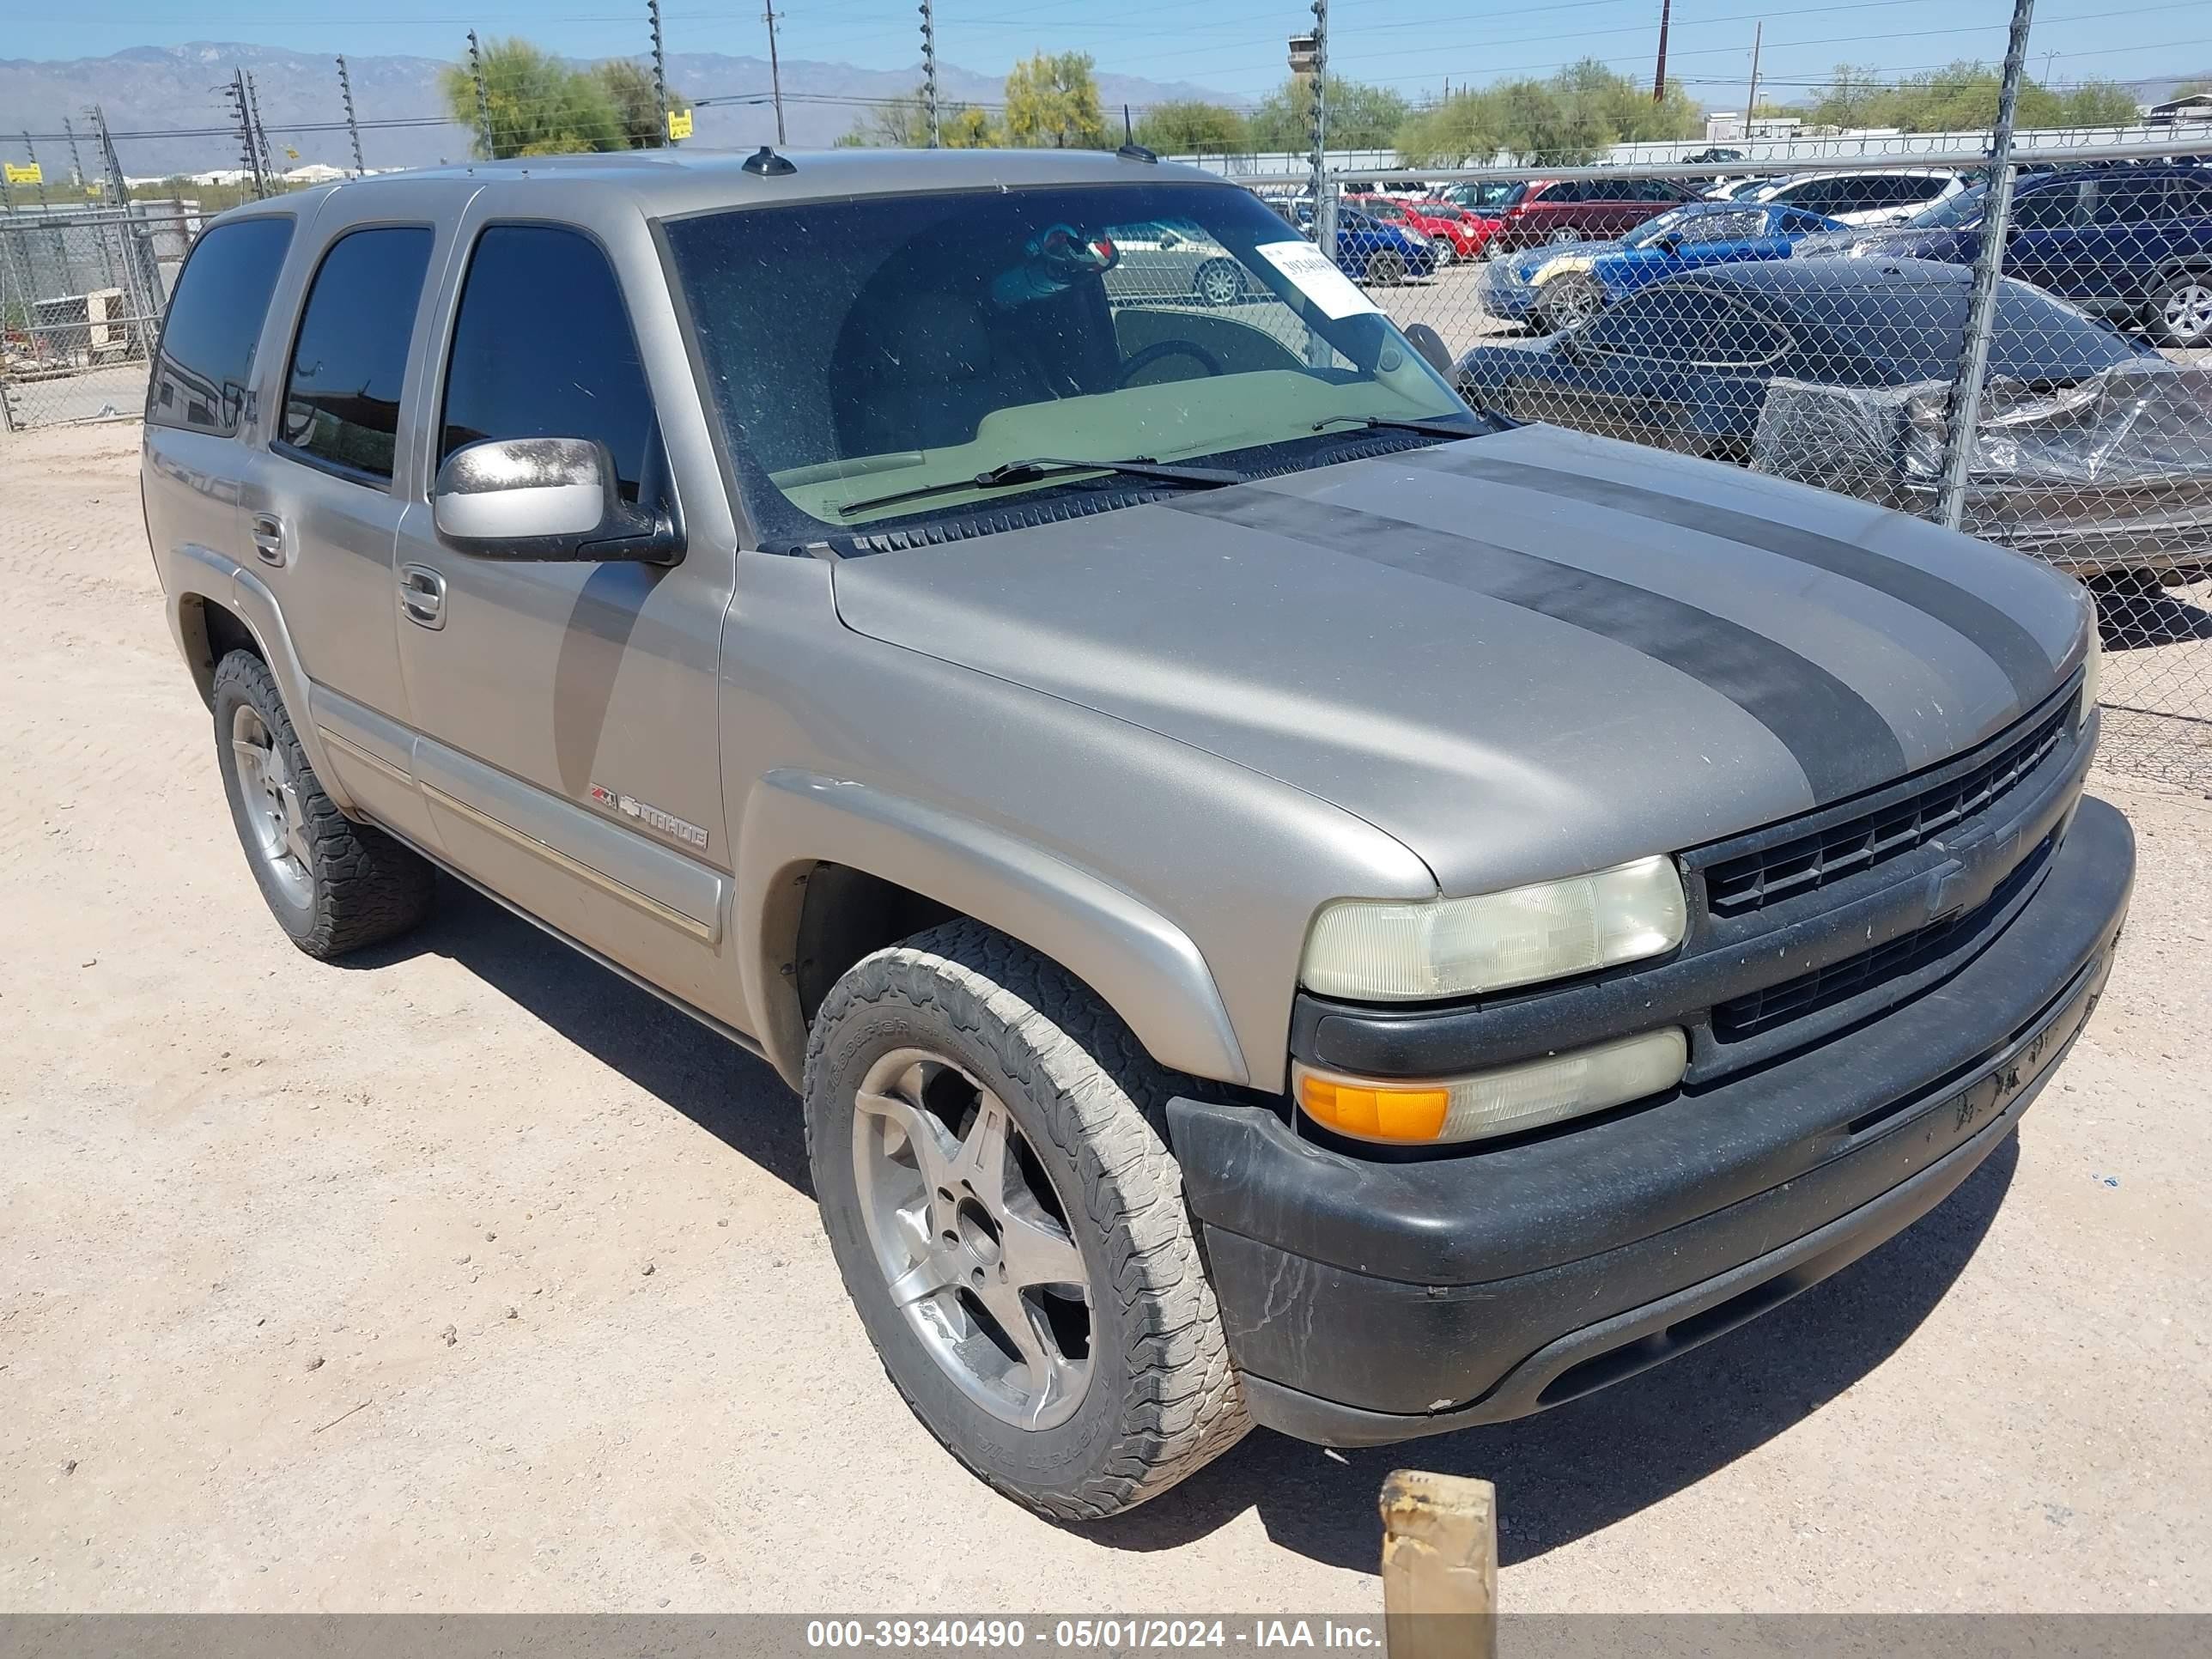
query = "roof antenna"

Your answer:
(743, 143), (796, 176)
(1117, 104), (1157, 162)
